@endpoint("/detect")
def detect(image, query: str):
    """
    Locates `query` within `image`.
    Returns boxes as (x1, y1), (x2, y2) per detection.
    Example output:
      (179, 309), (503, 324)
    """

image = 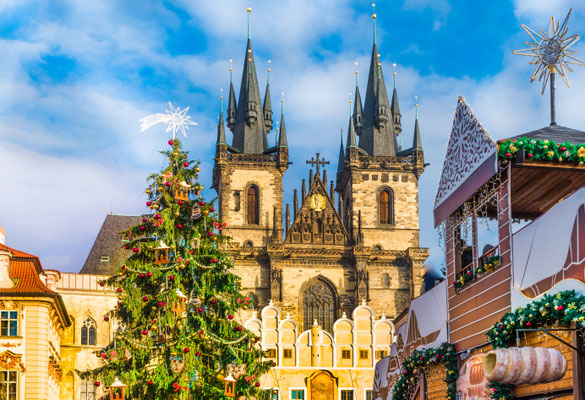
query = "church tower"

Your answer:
(337, 8), (427, 297)
(212, 8), (288, 248)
